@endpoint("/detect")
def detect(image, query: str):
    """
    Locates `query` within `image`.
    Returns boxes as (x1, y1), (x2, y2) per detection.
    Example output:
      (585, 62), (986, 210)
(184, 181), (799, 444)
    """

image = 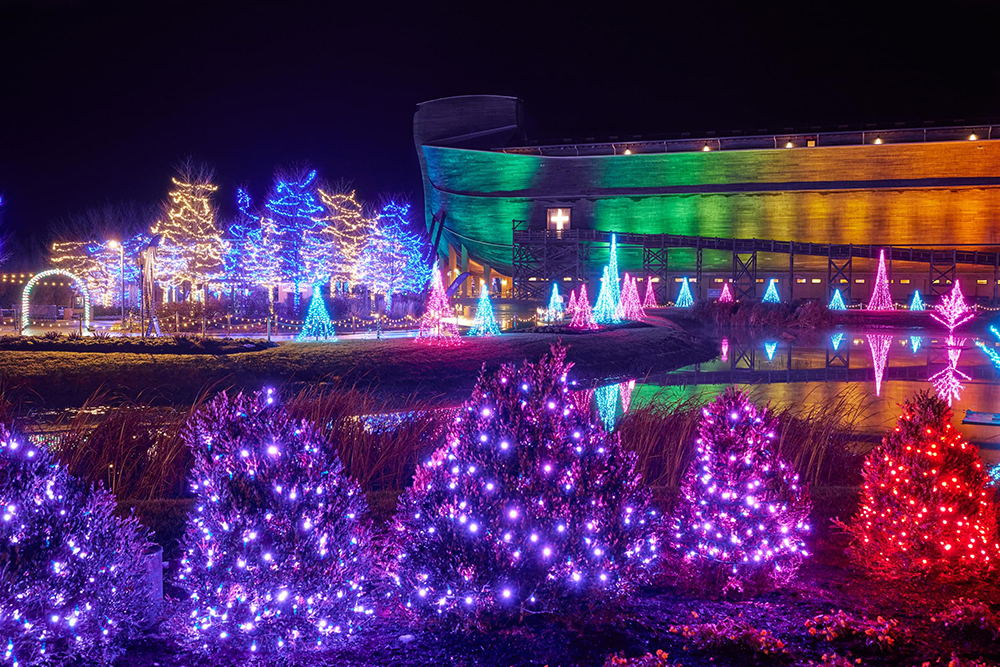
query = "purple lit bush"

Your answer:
(670, 388), (812, 595)
(392, 345), (659, 627)
(0, 425), (152, 666)
(174, 389), (374, 658)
